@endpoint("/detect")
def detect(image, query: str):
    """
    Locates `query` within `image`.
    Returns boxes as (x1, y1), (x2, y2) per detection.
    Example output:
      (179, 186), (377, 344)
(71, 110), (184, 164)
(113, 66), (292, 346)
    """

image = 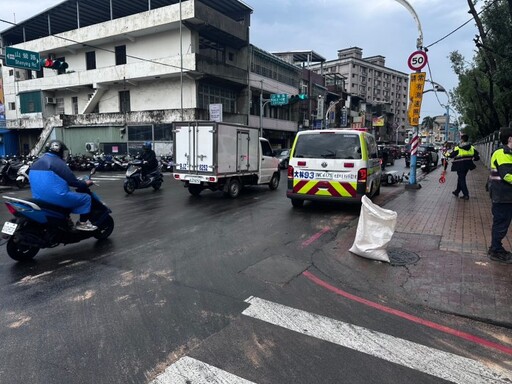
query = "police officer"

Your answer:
(488, 128), (512, 263)
(449, 134), (479, 200)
